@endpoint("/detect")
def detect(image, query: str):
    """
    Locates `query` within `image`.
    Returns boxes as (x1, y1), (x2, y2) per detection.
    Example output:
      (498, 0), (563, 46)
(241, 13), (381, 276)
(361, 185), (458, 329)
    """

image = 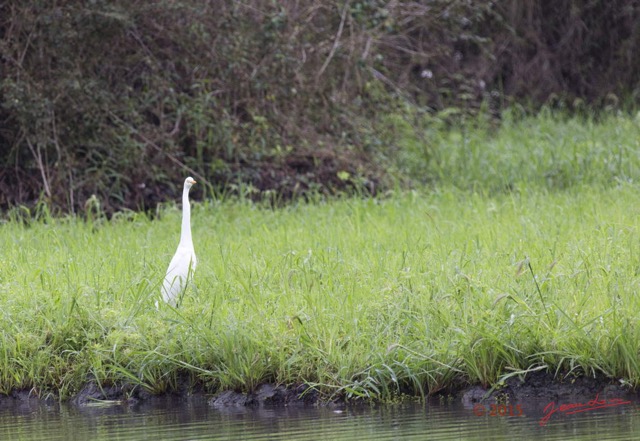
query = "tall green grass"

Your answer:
(399, 110), (640, 191)
(1, 113), (640, 401)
